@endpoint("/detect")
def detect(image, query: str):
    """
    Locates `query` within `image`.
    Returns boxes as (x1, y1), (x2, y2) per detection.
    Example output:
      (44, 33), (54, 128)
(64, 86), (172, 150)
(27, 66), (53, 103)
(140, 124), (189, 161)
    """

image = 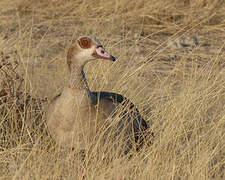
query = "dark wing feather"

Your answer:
(90, 91), (124, 105)
(89, 91), (149, 151)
